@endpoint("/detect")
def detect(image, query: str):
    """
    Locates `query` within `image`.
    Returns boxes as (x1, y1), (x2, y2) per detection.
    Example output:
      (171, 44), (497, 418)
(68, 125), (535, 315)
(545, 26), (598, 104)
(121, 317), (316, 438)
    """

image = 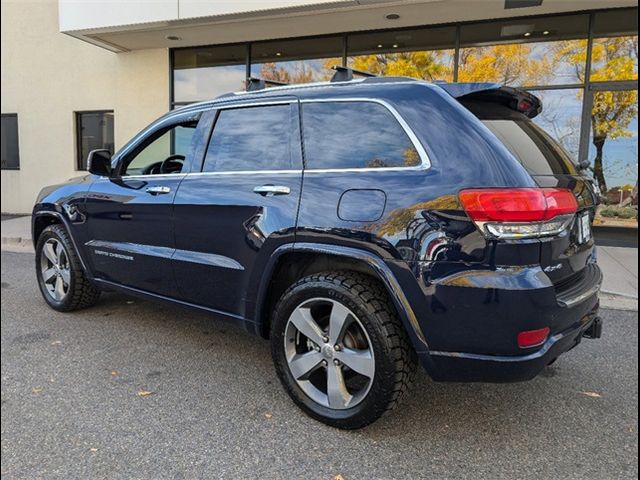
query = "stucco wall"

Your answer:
(1, 0), (168, 213)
